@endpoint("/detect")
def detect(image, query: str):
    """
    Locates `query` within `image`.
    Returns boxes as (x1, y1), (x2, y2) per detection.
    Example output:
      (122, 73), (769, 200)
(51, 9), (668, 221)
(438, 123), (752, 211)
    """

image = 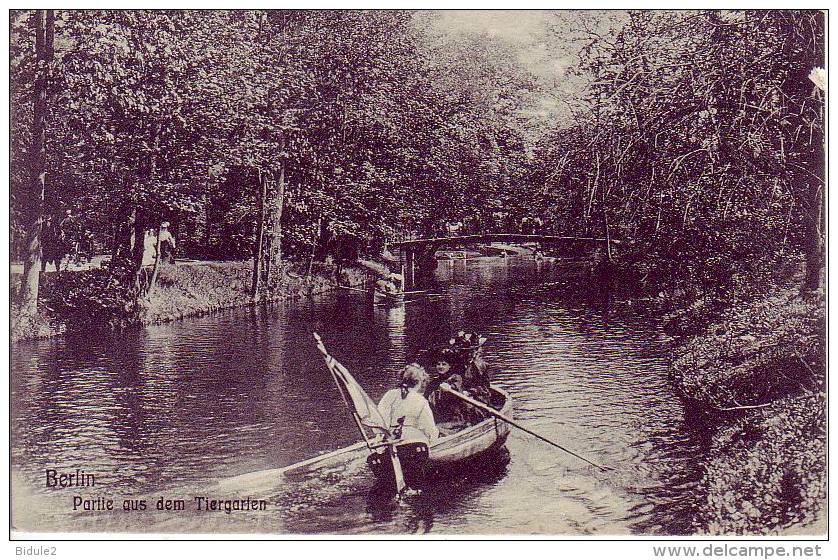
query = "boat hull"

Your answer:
(428, 388), (511, 464)
(373, 290), (404, 306)
(368, 387), (512, 483)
